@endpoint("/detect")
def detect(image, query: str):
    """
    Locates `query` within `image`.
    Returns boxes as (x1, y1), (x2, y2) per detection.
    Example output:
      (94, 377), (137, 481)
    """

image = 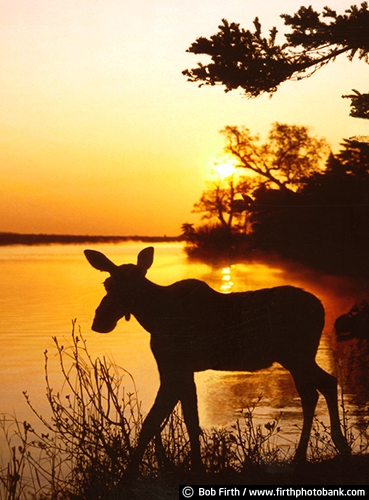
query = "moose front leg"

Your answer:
(126, 370), (204, 478)
(126, 378), (180, 476)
